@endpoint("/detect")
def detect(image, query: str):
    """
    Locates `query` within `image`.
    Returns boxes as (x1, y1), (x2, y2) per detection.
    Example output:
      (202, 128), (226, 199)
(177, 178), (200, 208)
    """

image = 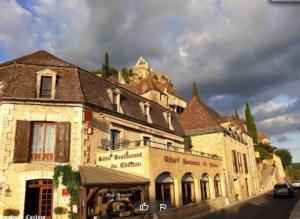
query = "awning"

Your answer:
(79, 166), (150, 186)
